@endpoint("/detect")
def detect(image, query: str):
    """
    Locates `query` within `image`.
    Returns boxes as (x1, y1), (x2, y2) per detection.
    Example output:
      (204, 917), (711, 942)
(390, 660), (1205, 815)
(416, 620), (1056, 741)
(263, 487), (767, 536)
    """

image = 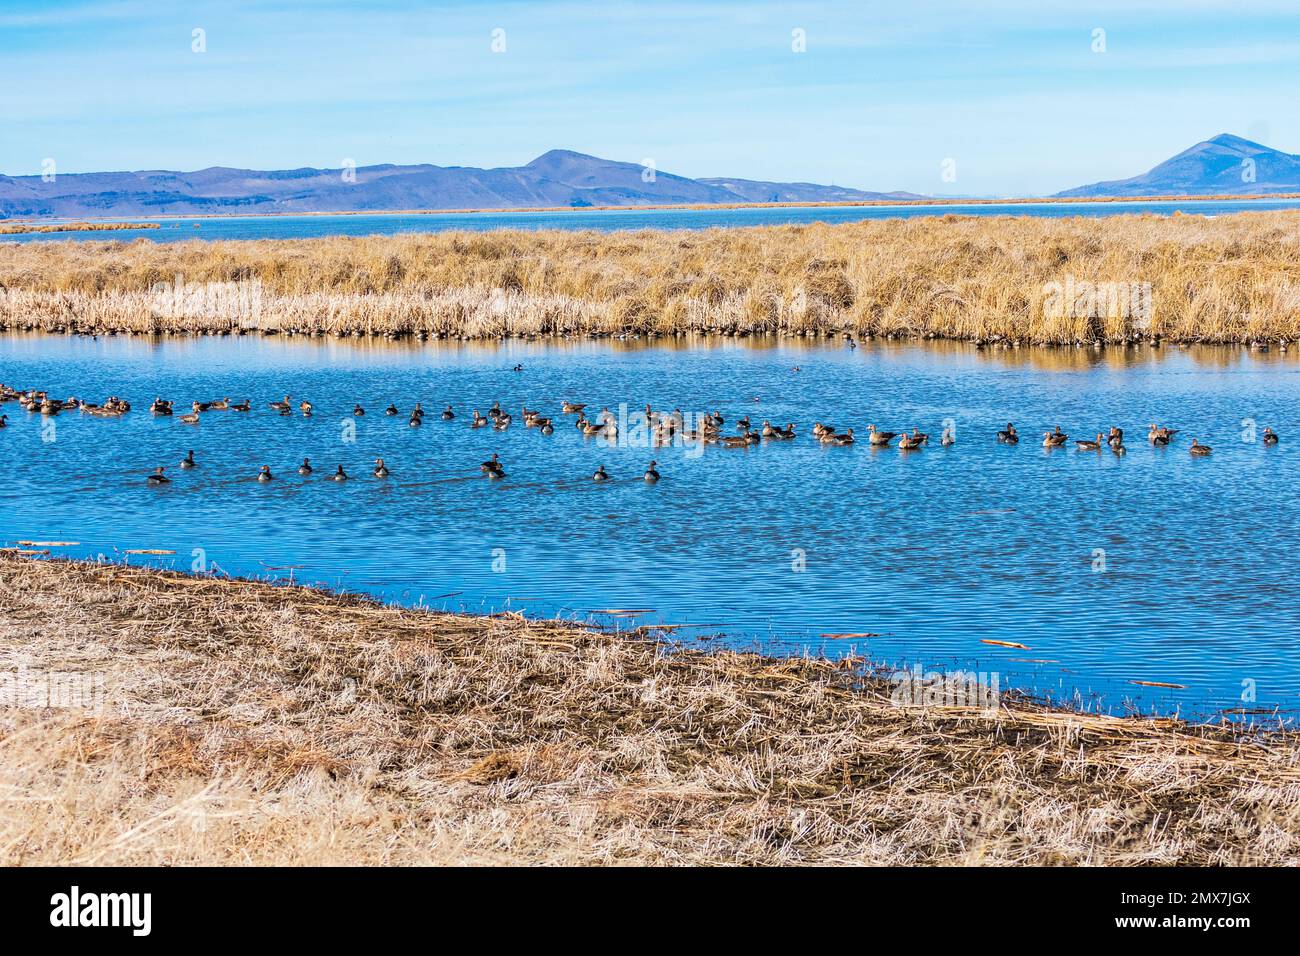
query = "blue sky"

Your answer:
(2, 0), (1298, 195)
